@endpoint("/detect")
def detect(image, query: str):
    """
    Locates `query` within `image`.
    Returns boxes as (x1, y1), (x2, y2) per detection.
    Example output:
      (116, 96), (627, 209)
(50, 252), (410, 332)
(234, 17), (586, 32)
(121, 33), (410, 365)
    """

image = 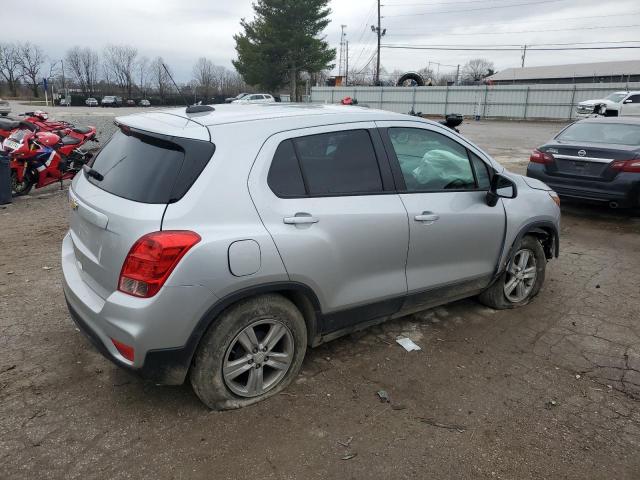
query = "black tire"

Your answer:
(190, 294), (307, 410)
(11, 170), (33, 196)
(478, 235), (546, 309)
